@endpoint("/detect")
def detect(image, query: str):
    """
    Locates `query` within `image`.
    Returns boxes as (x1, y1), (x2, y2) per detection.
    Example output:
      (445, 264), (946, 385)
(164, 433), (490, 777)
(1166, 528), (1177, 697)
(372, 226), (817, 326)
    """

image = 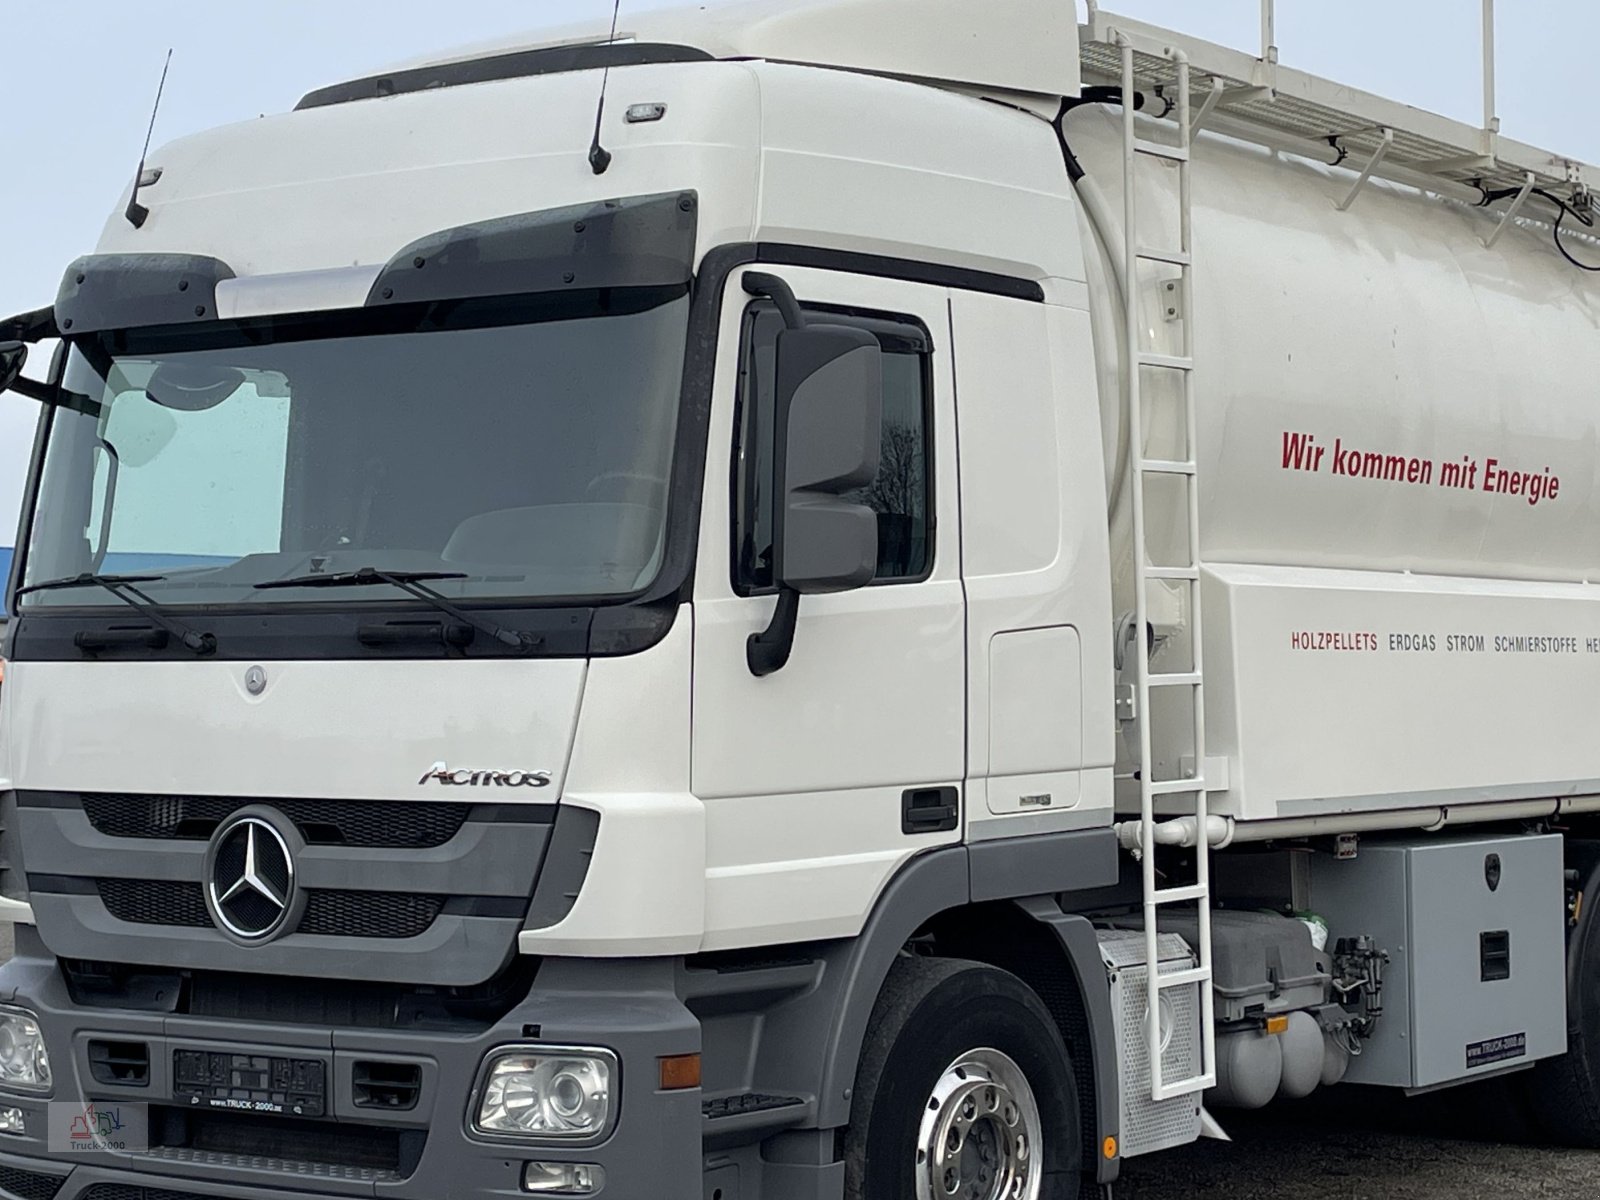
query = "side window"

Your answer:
(733, 302), (934, 593)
